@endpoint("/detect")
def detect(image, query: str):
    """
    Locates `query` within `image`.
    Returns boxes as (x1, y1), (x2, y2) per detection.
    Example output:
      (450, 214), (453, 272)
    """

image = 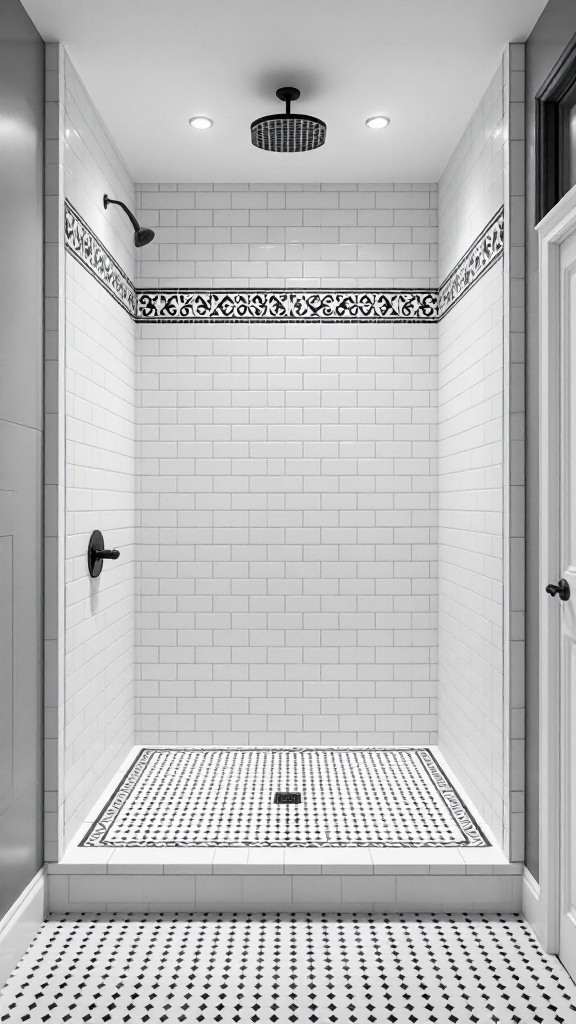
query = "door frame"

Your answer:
(537, 180), (576, 953)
